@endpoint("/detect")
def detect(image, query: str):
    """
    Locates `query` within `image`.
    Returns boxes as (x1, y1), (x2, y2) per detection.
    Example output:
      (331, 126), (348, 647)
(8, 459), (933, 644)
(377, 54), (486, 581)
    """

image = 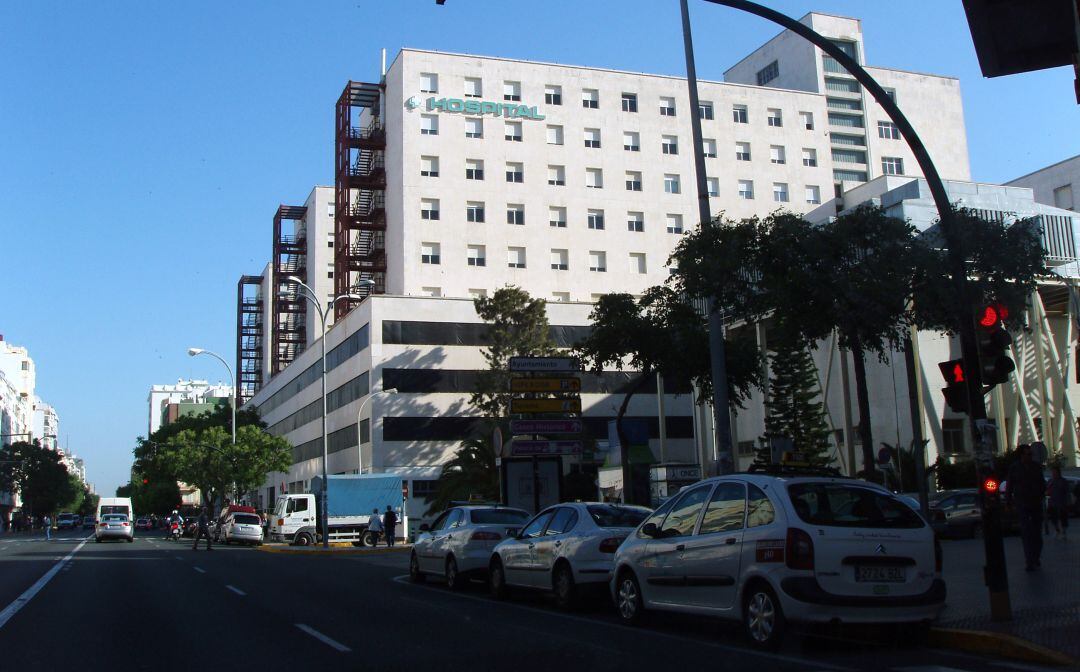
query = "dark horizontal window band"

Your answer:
(382, 321), (591, 347)
(292, 419), (370, 464)
(383, 416), (694, 442)
(256, 324), (370, 418)
(267, 371), (370, 436)
(382, 369), (691, 395)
